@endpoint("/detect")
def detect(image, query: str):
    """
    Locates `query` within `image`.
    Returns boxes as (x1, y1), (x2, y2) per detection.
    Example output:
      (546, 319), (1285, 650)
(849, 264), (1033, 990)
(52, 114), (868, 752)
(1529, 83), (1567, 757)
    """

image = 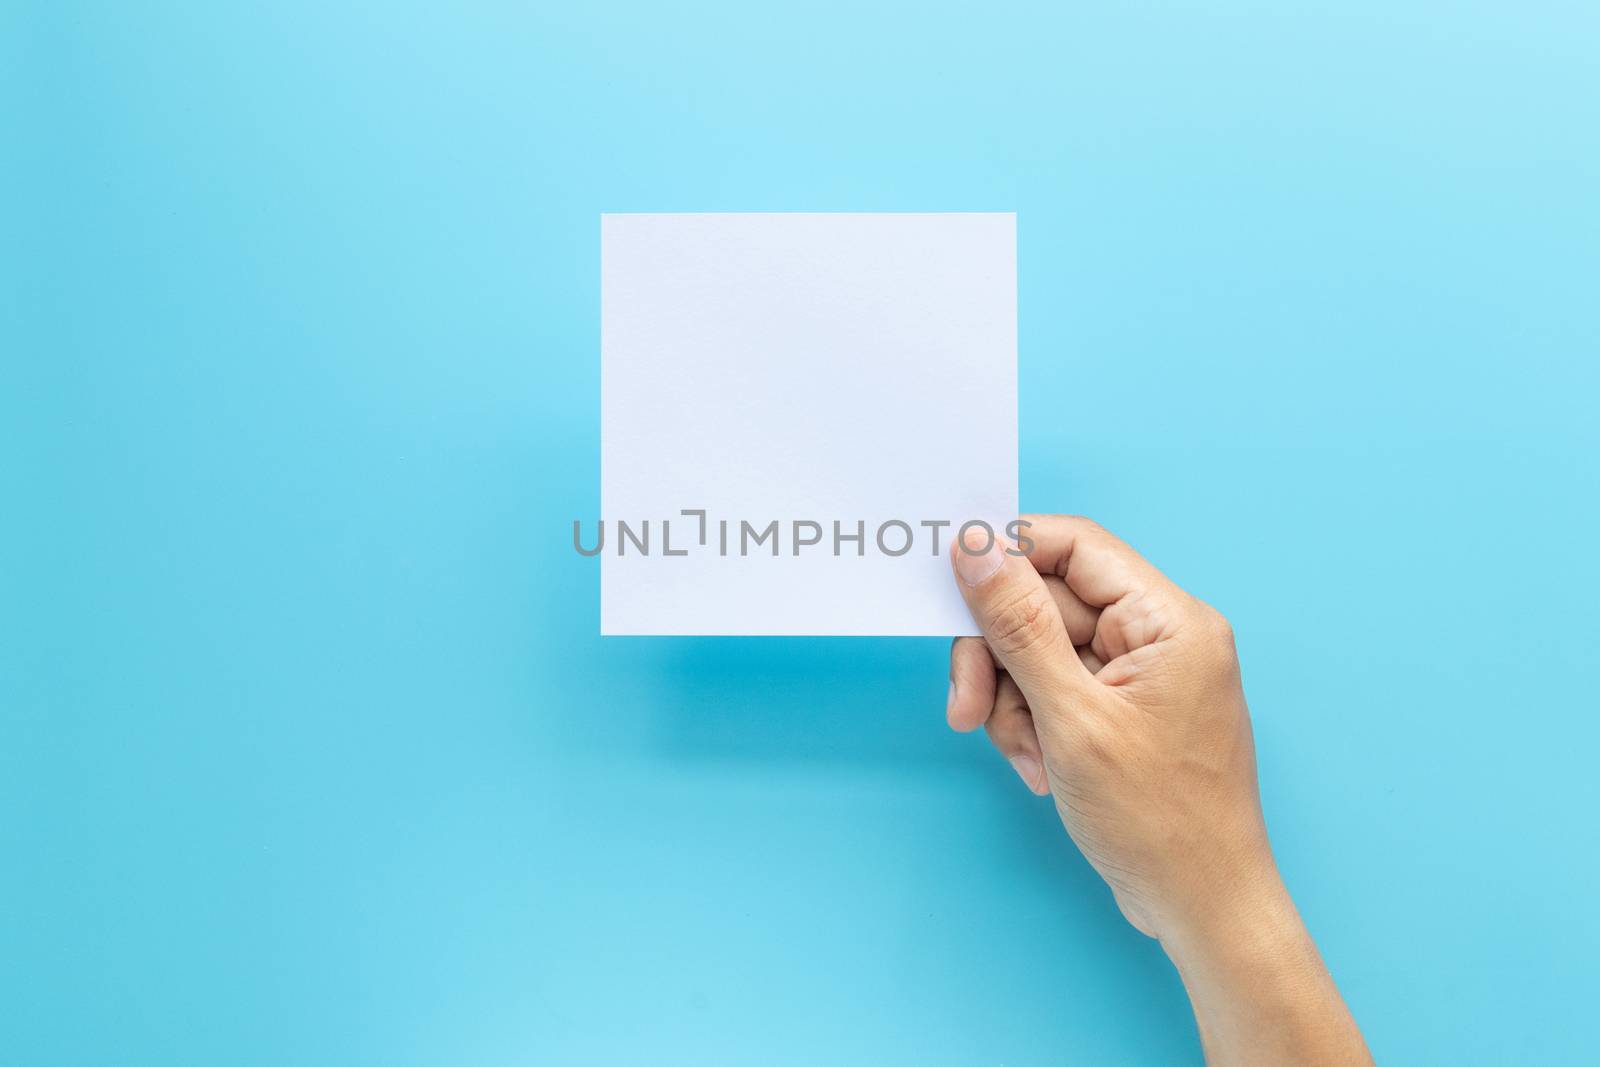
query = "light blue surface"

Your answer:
(4, 3), (1598, 1063)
